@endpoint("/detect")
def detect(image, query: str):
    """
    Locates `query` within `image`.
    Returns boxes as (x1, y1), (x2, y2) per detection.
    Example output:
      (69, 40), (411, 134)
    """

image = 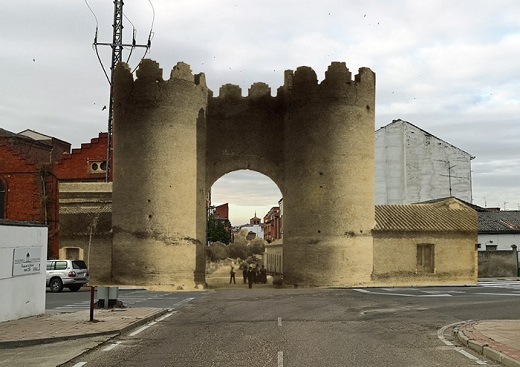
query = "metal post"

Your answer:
(93, 0), (151, 182)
